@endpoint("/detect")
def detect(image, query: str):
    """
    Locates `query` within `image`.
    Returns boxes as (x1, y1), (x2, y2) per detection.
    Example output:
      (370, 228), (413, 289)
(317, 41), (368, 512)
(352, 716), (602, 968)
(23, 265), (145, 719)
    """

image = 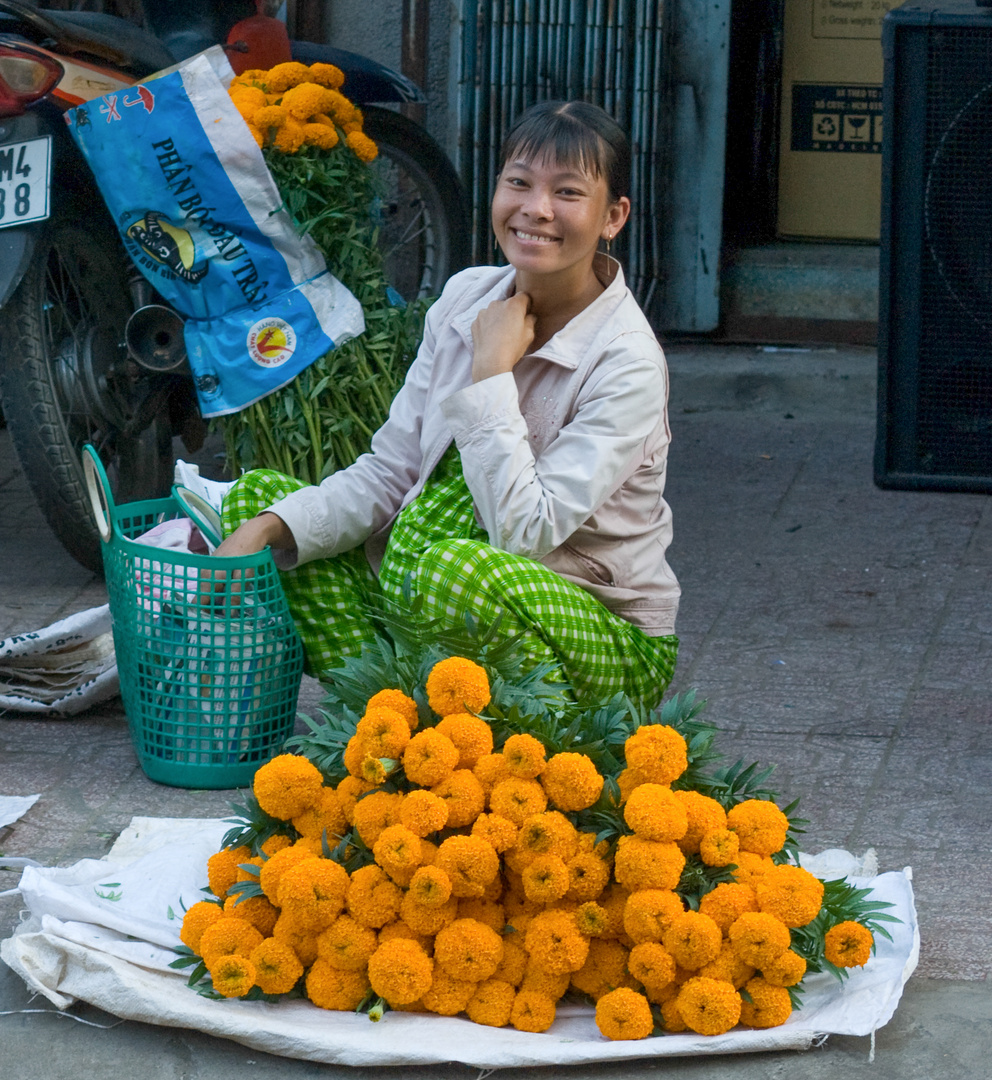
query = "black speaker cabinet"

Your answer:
(876, 1), (992, 491)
